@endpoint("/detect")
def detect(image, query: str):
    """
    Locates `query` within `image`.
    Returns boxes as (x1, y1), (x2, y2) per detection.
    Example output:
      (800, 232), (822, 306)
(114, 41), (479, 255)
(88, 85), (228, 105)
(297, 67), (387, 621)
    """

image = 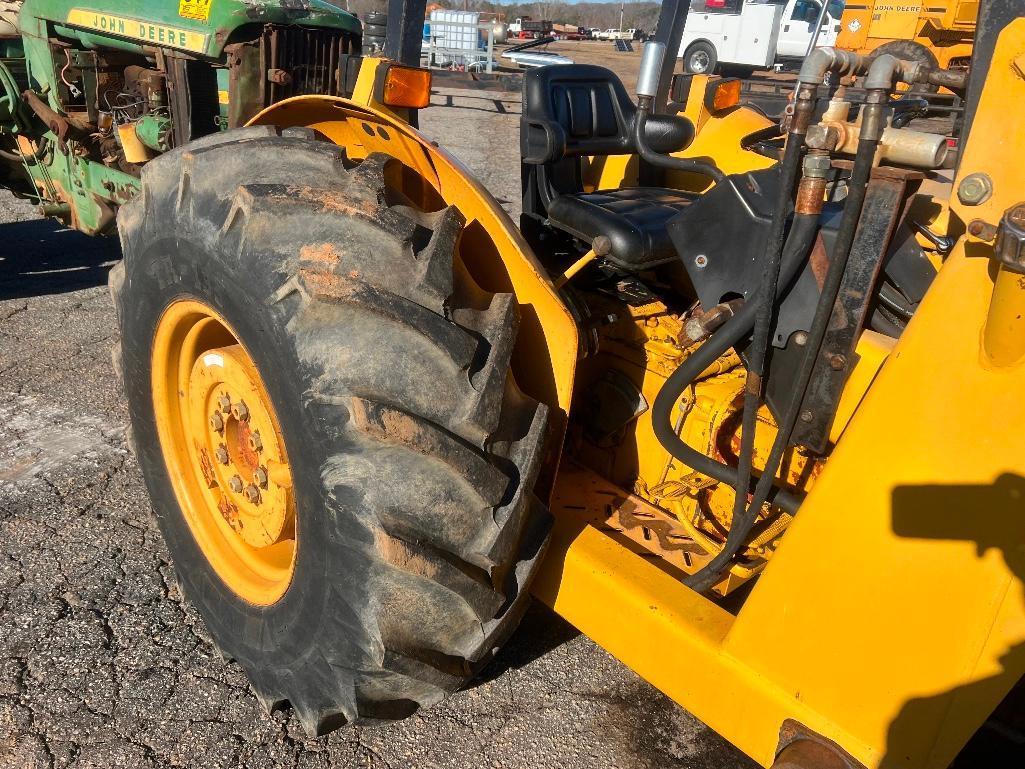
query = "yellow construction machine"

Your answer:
(6, 0), (1022, 766)
(837, 0), (977, 73)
